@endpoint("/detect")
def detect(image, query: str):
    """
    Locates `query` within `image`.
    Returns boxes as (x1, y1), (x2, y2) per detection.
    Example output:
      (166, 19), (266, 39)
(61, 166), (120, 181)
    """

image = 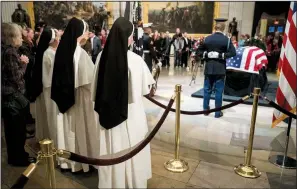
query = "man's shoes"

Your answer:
(215, 112), (224, 118)
(204, 109), (210, 116)
(8, 157), (36, 167)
